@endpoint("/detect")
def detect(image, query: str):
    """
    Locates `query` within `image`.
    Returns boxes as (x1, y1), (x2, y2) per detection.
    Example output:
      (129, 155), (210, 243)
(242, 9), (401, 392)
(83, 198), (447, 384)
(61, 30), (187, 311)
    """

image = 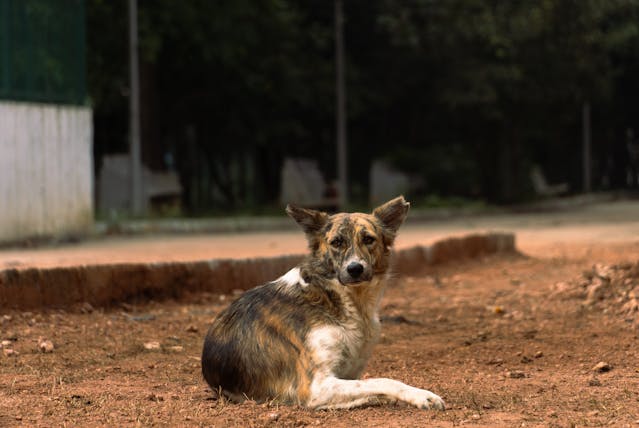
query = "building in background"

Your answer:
(0, 0), (92, 242)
